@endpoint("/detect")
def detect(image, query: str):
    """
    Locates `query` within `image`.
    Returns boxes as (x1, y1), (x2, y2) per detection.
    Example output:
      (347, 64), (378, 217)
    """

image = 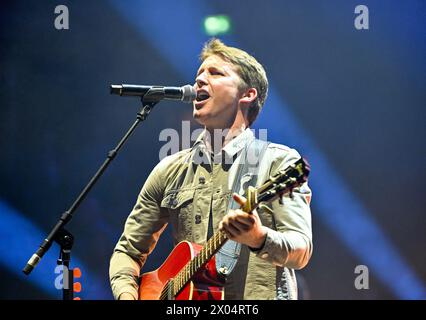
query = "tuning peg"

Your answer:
(267, 189), (277, 197)
(258, 203), (274, 215)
